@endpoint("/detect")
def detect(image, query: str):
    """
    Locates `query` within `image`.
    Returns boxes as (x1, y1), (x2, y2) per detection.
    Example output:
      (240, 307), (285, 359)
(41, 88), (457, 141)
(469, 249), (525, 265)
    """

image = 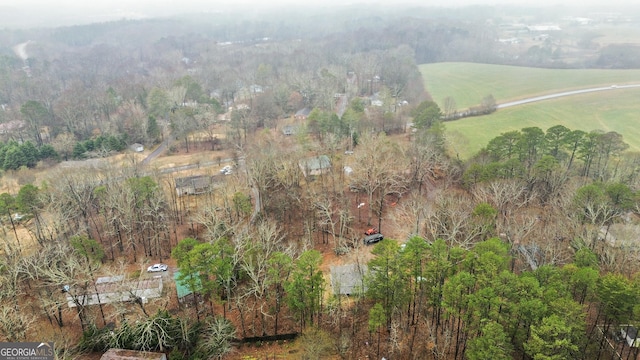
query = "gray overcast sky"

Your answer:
(6, 0), (634, 6)
(0, 0), (634, 28)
